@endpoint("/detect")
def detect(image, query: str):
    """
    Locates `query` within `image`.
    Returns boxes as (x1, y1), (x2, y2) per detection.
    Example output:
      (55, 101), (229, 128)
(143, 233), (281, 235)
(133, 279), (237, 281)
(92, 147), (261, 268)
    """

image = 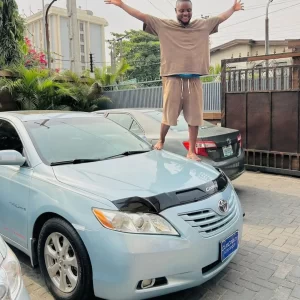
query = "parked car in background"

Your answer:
(0, 111), (243, 300)
(0, 236), (30, 300)
(94, 108), (245, 180)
